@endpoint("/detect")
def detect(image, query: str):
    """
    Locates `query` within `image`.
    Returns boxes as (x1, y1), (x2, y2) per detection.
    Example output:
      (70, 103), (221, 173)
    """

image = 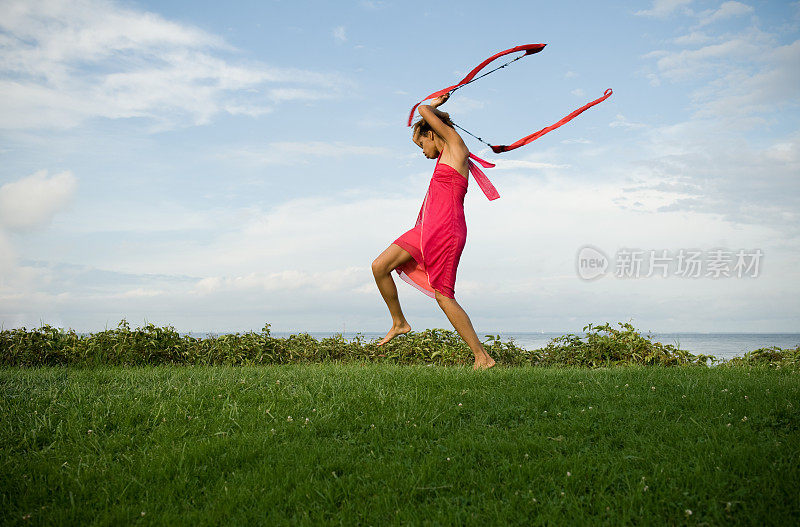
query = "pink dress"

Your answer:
(392, 150), (499, 299)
